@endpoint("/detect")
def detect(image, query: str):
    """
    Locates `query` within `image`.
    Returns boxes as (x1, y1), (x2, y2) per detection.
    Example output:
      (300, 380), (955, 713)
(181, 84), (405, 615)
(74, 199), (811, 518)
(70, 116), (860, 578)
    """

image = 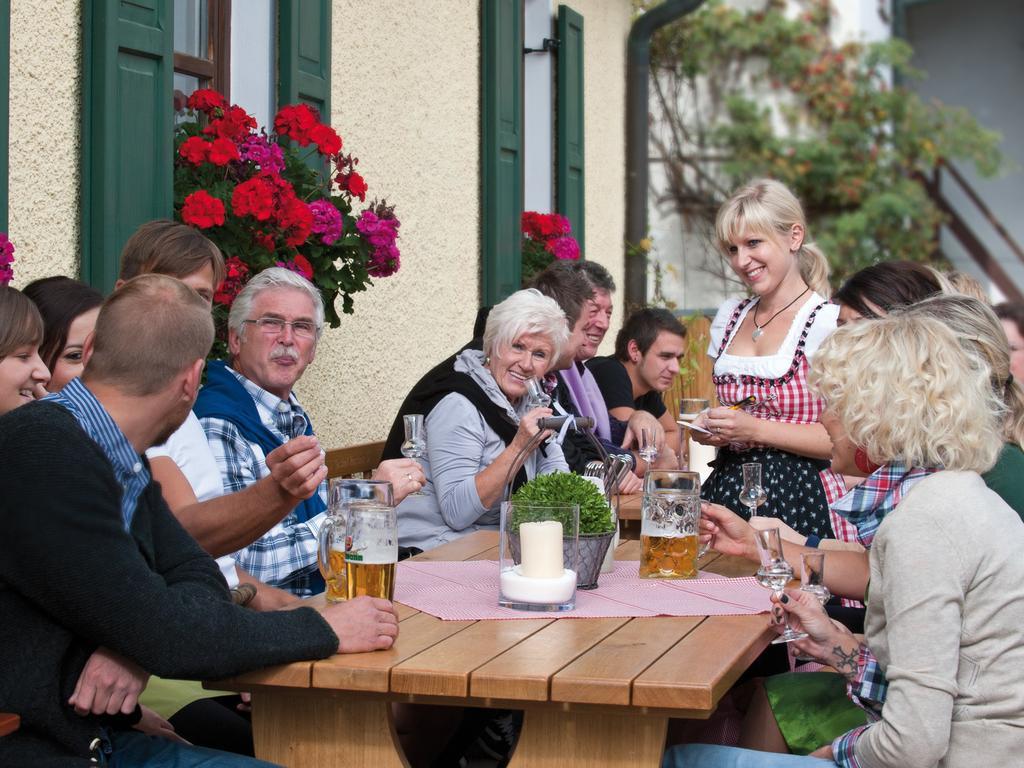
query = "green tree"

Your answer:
(643, 0), (1003, 283)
